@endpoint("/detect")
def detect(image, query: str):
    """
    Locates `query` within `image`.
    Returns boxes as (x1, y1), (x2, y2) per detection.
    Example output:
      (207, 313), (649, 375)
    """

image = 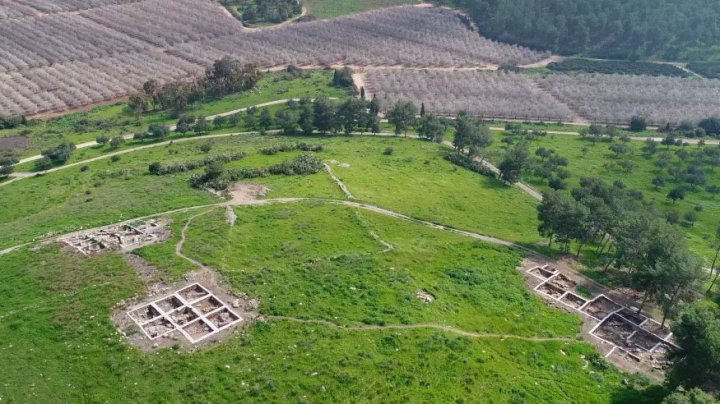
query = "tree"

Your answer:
(298, 99), (314, 136)
(537, 190), (575, 248)
(109, 136), (125, 149)
(668, 187), (686, 204)
(335, 98), (365, 134)
(42, 143), (76, 164)
(642, 138), (658, 154)
(331, 67), (354, 87)
(204, 57), (259, 97)
(667, 304), (720, 389)
(243, 109), (256, 129)
(128, 91), (148, 123)
(652, 175), (666, 190)
(416, 114), (447, 142)
(312, 96), (336, 133)
(259, 107), (273, 133)
(213, 115), (228, 129)
(609, 143), (631, 157)
(193, 117), (211, 134)
(684, 211), (697, 226)
(34, 156), (52, 171)
(96, 136), (109, 145)
(0, 156), (16, 177)
(698, 117), (720, 136)
(629, 116), (647, 132)
(661, 388), (716, 404)
(453, 114), (492, 157)
(275, 109), (298, 135)
(498, 141), (529, 183)
(420, 102), (425, 116)
(143, 79), (160, 110)
(387, 101), (417, 135)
